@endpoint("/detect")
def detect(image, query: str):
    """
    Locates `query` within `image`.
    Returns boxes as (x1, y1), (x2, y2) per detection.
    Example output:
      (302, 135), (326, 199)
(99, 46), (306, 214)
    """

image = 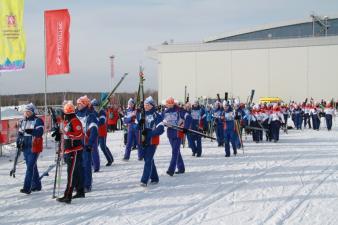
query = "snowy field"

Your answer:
(0, 119), (338, 225)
